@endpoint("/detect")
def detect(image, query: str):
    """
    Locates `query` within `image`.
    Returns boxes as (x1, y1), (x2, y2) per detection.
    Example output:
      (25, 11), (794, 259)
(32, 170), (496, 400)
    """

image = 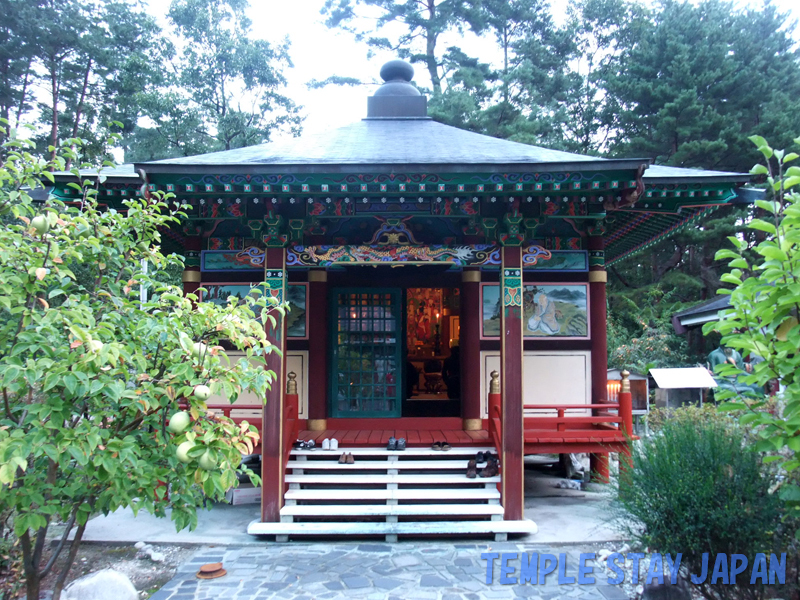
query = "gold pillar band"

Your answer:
(588, 270), (607, 283)
(462, 270), (481, 283)
(307, 419), (327, 431)
(308, 269), (328, 282)
(182, 269), (201, 283)
(462, 418), (482, 431)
